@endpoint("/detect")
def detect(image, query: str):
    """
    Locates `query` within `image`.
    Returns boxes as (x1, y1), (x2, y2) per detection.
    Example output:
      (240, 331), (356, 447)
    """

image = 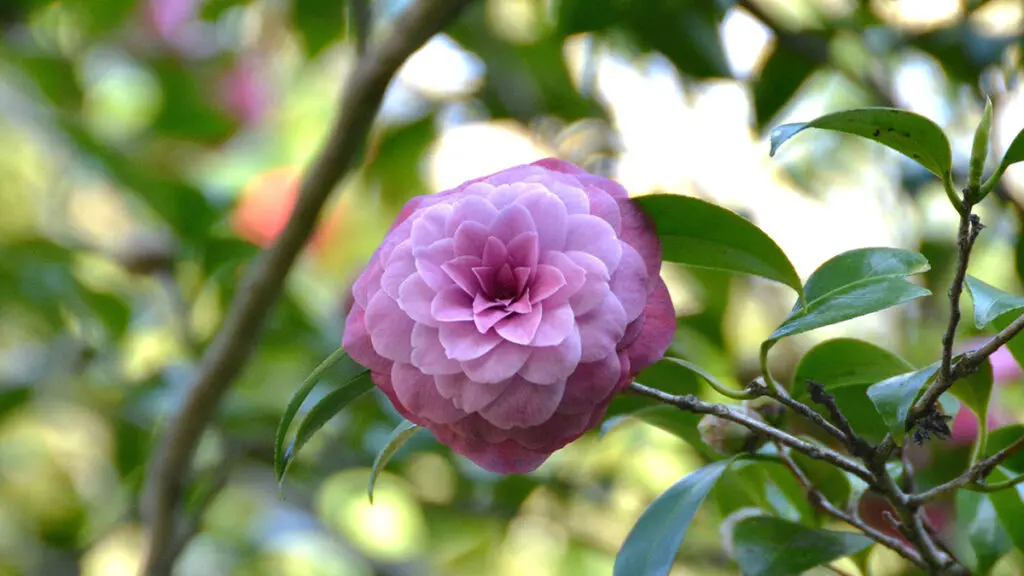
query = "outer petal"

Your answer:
(397, 274), (438, 326)
(624, 278), (675, 375)
(564, 214), (622, 272)
(617, 196), (663, 283)
(609, 242), (649, 322)
(575, 291), (627, 363)
(434, 373), (508, 413)
(519, 325), (582, 384)
(365, 291), (414, 363)
(390, 362), (465, 424)
(479, 377), (567, 429)
(431, 425), (551, 474)
(341, 305), (392, 374)
(410, 323), (461, 375)
(461, 341), (532, 384)
(515, 189), (568, 252)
